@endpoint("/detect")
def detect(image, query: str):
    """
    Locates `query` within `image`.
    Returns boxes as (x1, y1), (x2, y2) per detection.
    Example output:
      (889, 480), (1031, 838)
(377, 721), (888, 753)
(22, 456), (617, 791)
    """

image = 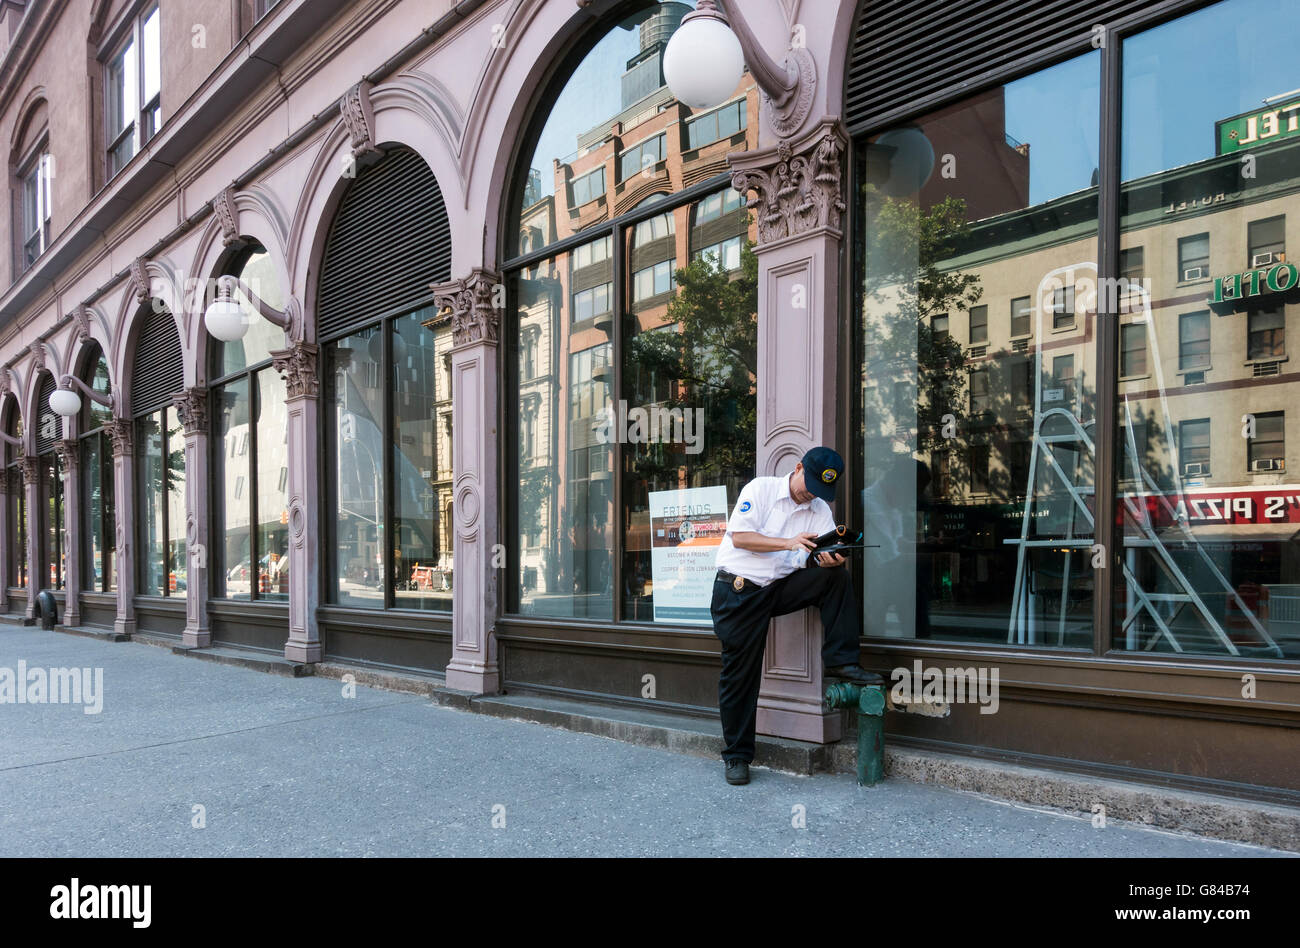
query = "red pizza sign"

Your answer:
(1127, 486), (1300, 526)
